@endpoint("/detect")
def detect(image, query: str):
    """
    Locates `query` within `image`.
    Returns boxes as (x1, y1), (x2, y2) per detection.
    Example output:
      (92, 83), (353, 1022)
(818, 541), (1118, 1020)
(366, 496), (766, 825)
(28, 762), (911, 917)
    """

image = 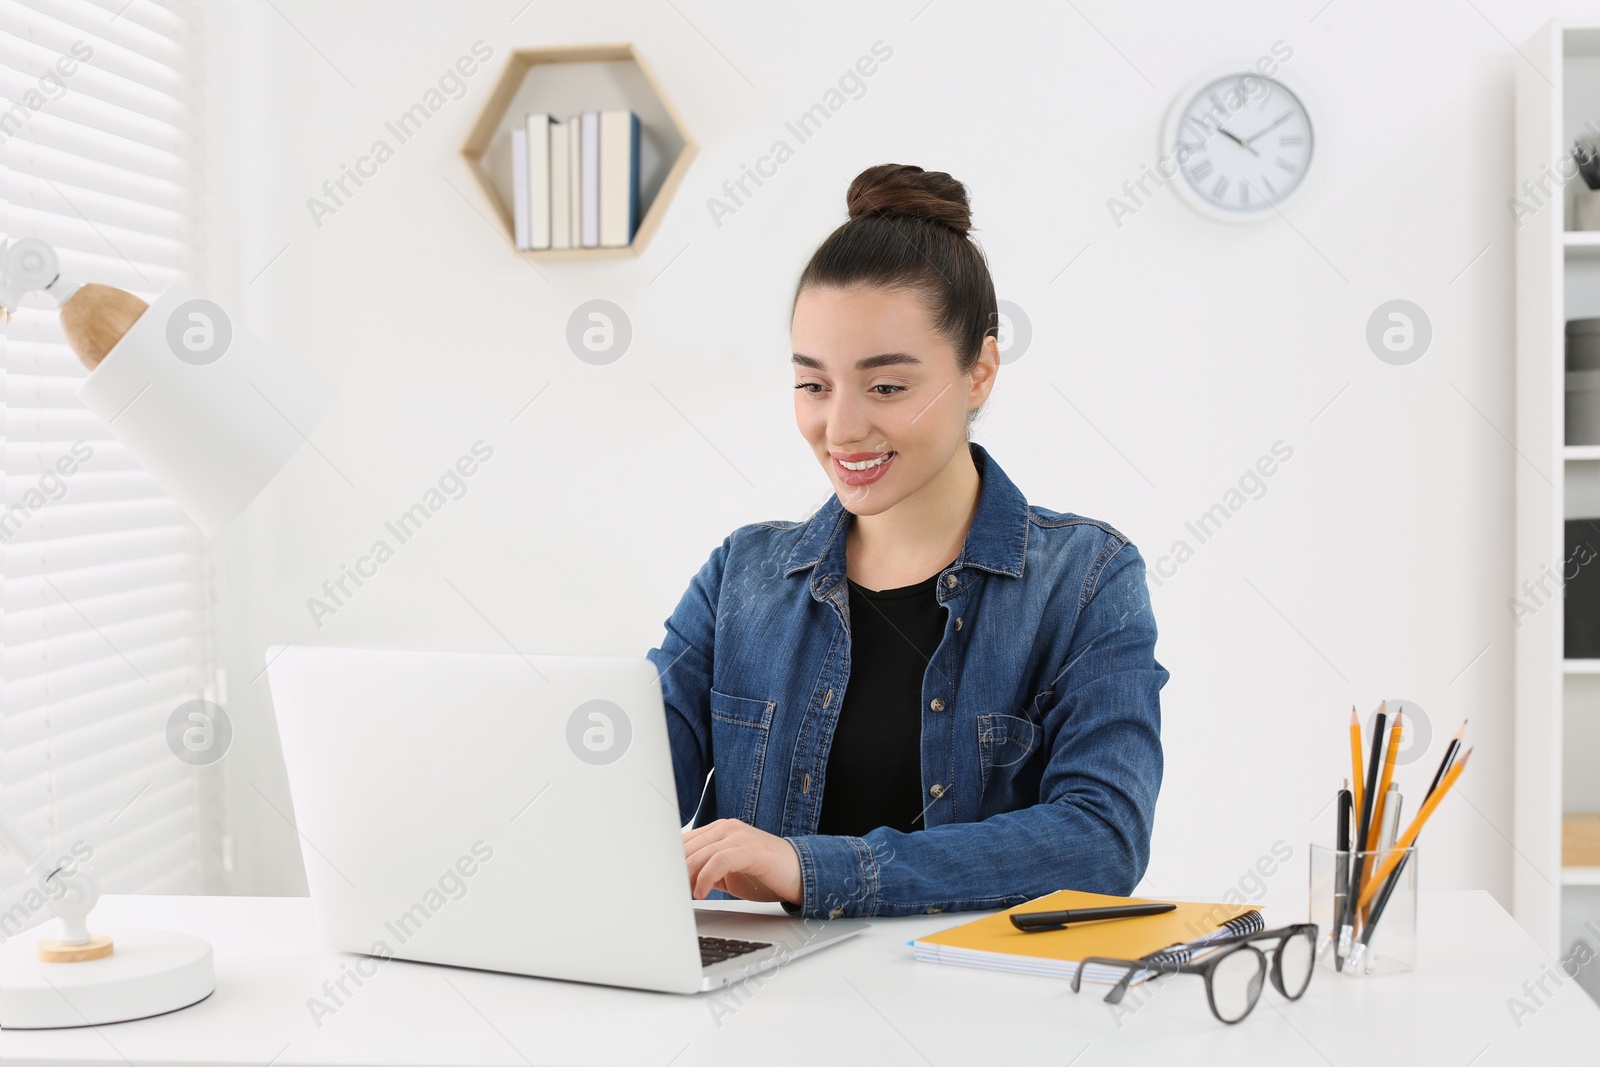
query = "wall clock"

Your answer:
(1161, 66), (1315, 222)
